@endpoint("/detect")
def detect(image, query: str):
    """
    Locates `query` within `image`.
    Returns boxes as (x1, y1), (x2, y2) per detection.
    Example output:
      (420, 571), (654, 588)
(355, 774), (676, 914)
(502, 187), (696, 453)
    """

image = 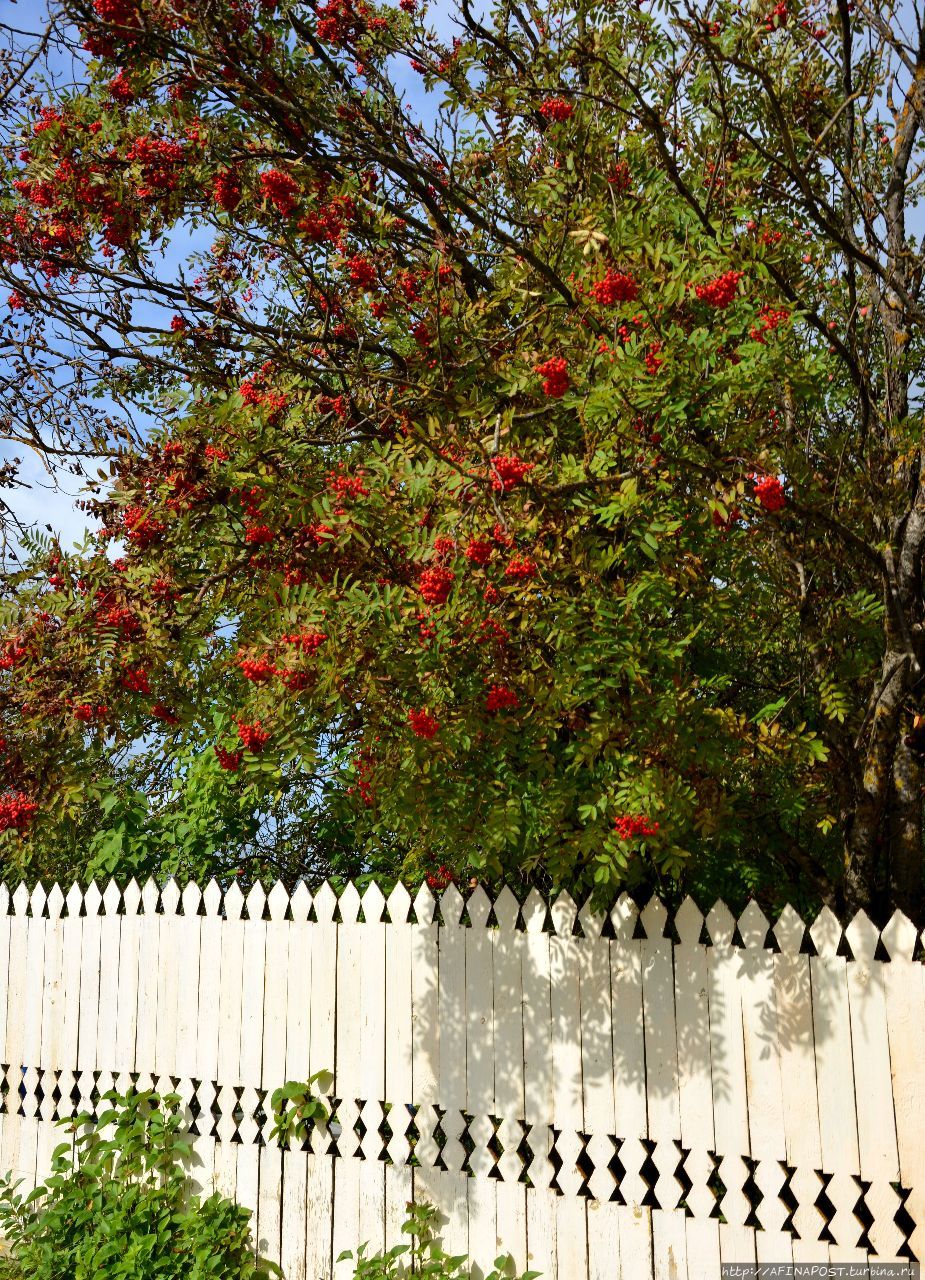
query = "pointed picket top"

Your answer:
(267, 880), (289, 923)
(706, 900), (735, 948)
(99, 879), (119, 917)
(202, 879), (222, 918)
(141, 878), (160, 915)
(0, 883), (8, 916)
(738, 901), (770, 950)
(46, 883), (64, 922)
(386, 881), (411, 925)
(882, 909), (918, 962)
(224, 880), (244, 922)
(610, 893), (638, 943)
(809, 905), (842, 959)
(773, 904), (805, 954)
(550, 890), (578, 938)
(412, 882), (436, 925)
(640, 897), (668, 940)
(522, 888), (547, 934)
(441, 883), (465, 927)
(65, 883), (83, 918)
(339, 881), (361, 924)
(290, 881), (312, 923)
(30, 881), (47, 919)
(845, 910), (879, 963)
(494, 886), (519, 931)
(182, 881), (202, 919)
(467, 885), (491, 928)
(12, 882), (29, 917)
(123, 879), (141, 916)
(313, 880), (337, 923)
(244, 880), (266, 922)
(578, 897), (605, 941)
(361, 881), (386, 924)
(674, 897), (704, 947)
(160, 878), (180, 916)
(84, 880), (102, 917)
